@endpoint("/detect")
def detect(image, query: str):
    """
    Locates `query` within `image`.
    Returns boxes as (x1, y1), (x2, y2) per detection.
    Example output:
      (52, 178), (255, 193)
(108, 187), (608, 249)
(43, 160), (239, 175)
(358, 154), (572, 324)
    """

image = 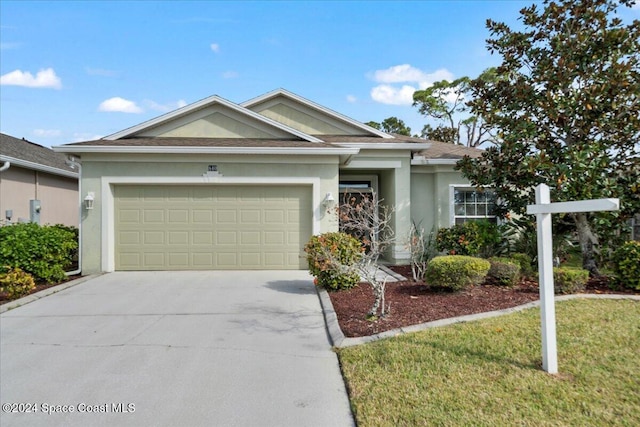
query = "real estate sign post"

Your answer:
(526, 183), (619, 374)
